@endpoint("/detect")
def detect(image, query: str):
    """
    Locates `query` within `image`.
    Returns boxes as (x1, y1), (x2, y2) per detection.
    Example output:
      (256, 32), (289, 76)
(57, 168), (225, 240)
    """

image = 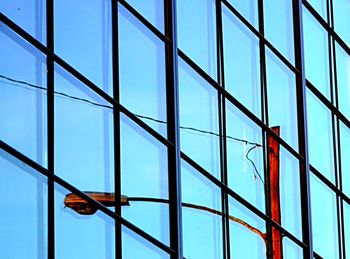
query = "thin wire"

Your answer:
(0, 74), (264, 183)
